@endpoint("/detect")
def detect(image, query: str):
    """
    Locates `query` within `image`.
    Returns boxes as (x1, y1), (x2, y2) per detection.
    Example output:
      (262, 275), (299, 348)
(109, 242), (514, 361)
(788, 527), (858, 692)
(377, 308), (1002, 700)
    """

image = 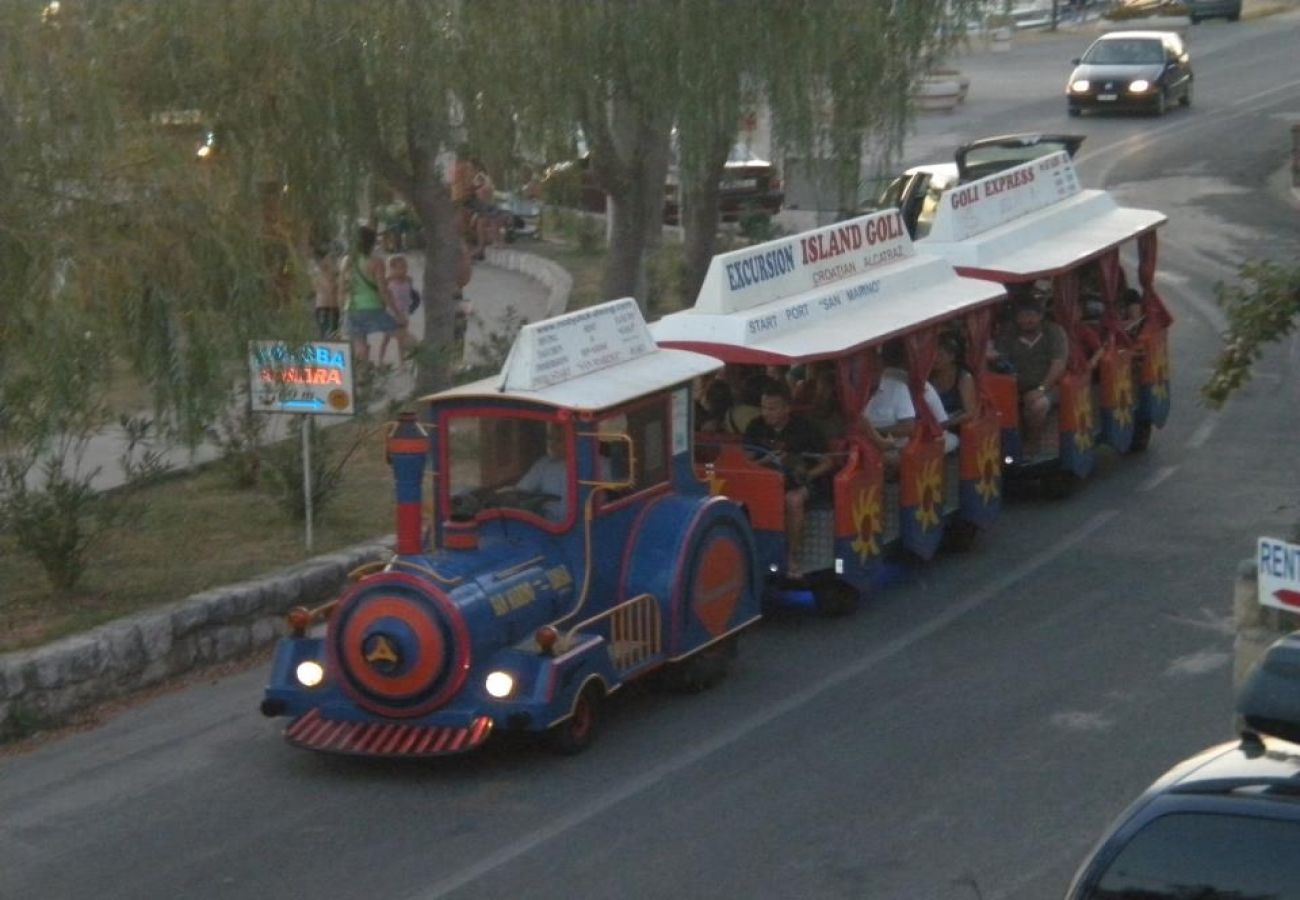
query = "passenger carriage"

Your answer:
(916, 150), (1172, 486)
(261, 298), (763, 756)
(652, 209), (1007, 613)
